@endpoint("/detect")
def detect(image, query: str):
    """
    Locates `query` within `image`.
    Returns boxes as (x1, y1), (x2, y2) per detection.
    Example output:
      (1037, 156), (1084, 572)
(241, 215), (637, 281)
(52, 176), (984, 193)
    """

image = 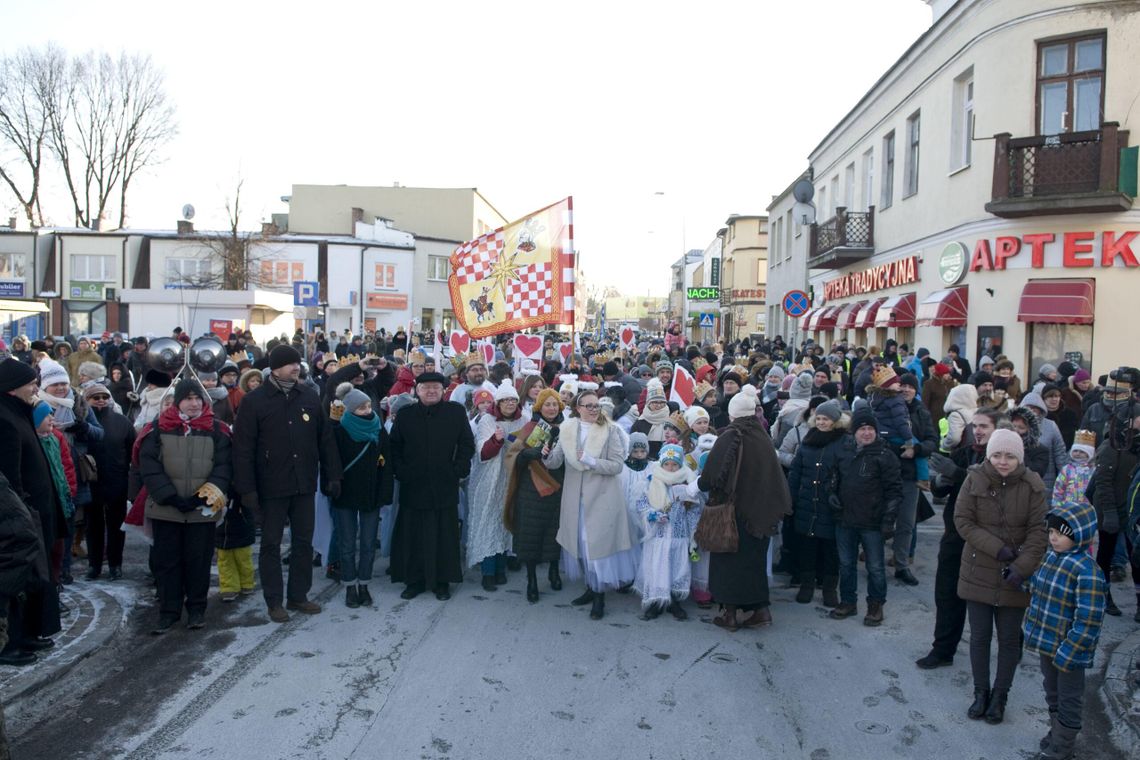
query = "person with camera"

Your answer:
(233, 345), (343, 624)
(1090, 391), (1140, 618)
(954, 428), (1048, 724)
(1079, 367), (1137, 445)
